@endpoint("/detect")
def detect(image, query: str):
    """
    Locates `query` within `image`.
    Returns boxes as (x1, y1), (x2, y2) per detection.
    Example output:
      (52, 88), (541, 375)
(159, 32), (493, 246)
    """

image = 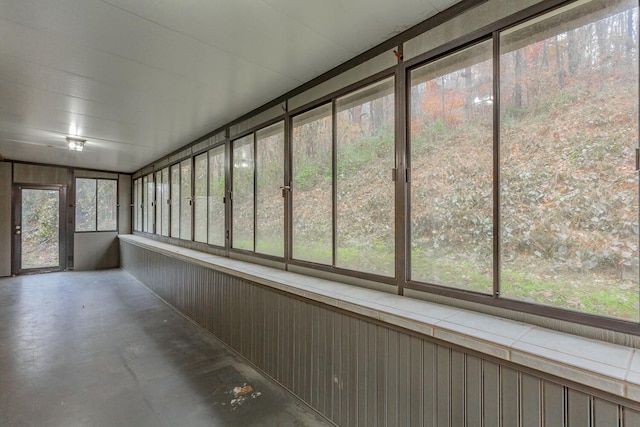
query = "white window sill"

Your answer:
(118, 234), (640, 402)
